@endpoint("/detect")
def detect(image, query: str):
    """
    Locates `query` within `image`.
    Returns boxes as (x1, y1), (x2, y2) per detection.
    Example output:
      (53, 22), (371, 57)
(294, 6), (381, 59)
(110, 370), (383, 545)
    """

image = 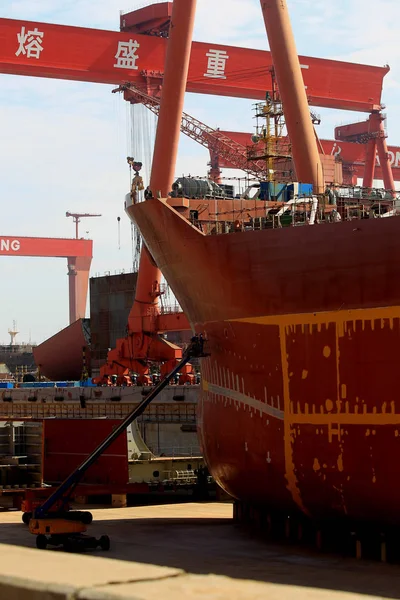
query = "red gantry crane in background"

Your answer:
(0, 236), (92, 324)
(120, 84), (400, 187)
(0, 12), (388, 112)
(214, 131), (400, 186)
(0, 3), (394, 189)
(334, 114), (396, 192)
